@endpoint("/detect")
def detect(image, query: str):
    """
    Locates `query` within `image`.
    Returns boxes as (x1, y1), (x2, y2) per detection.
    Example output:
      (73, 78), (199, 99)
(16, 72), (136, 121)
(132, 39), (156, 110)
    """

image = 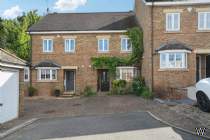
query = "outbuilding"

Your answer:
(0, 48), (29, 124)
